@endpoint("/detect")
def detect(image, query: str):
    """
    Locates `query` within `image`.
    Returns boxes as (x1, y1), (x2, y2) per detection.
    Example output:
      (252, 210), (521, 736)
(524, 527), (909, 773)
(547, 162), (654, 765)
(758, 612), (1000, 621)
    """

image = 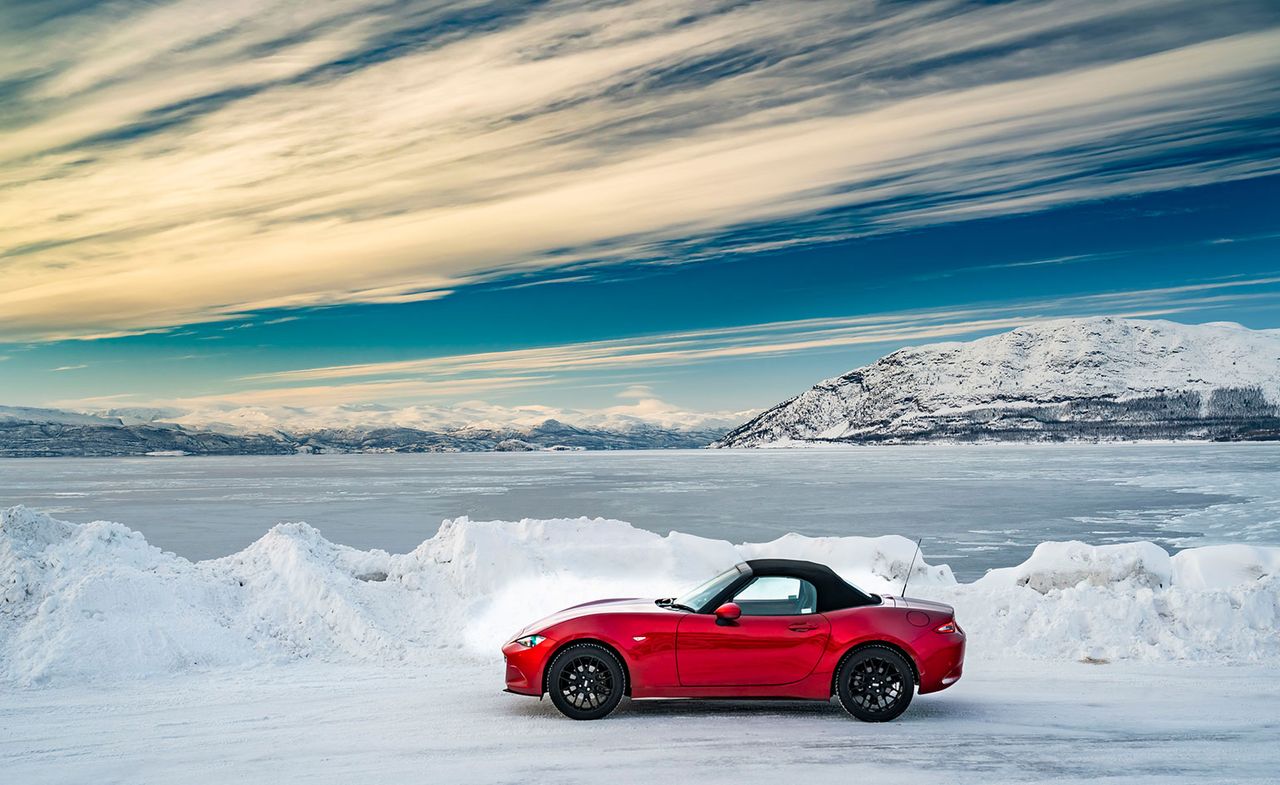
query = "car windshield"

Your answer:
(673, 563), (750, 612)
